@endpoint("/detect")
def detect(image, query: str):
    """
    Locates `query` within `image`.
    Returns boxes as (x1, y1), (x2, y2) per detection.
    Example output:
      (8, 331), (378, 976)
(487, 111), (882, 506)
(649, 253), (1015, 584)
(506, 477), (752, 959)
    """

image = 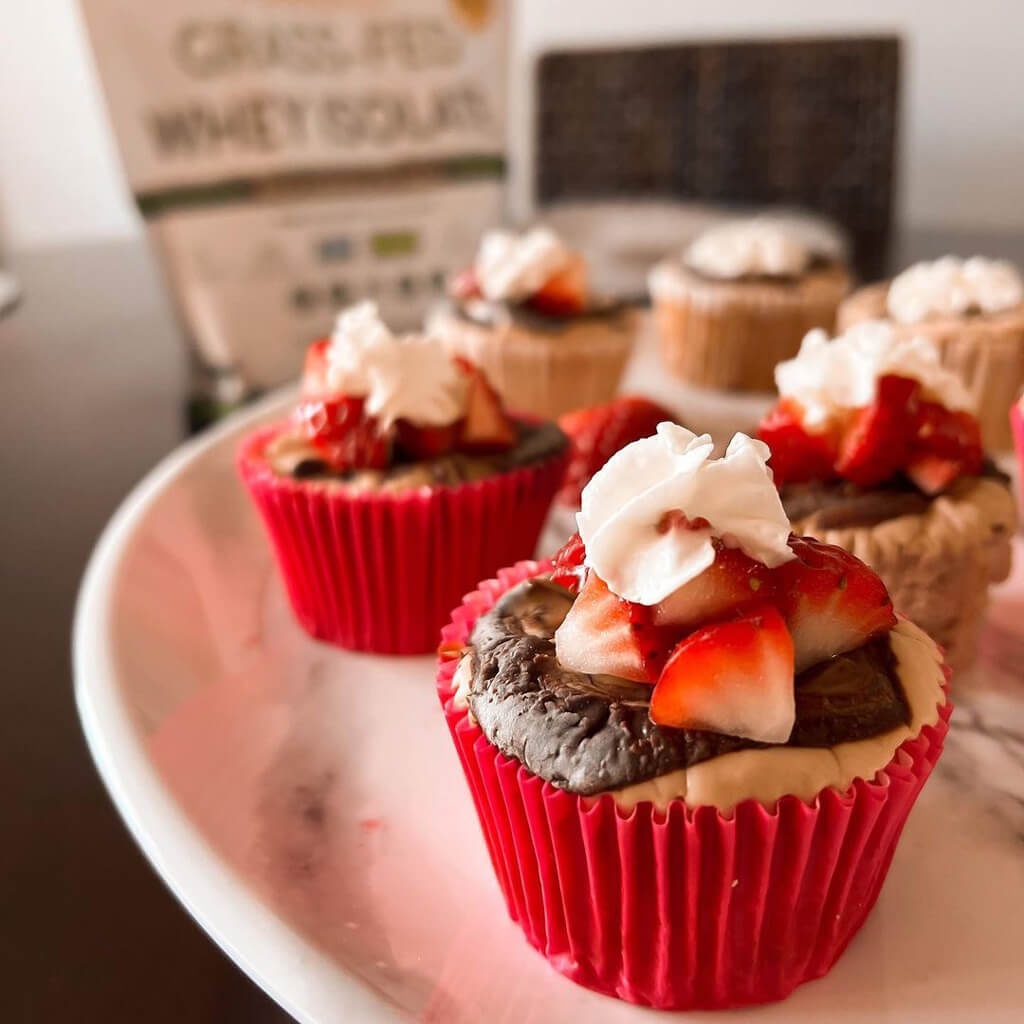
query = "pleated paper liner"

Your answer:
(237, 426), (567, 654)
(438, 560), (951, 1010)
